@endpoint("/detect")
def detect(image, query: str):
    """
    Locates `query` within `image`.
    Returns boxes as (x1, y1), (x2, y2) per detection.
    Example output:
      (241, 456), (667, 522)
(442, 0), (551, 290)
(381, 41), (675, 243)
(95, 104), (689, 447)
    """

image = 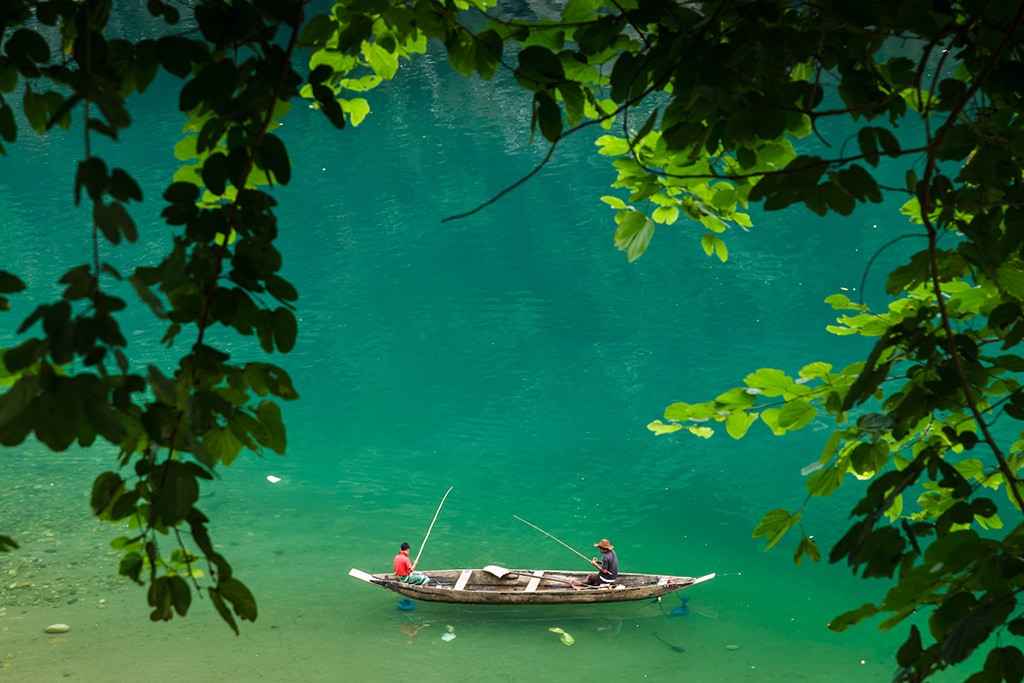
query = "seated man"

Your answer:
(393, 542), (429, 585)
(576, 539), (618, 588)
